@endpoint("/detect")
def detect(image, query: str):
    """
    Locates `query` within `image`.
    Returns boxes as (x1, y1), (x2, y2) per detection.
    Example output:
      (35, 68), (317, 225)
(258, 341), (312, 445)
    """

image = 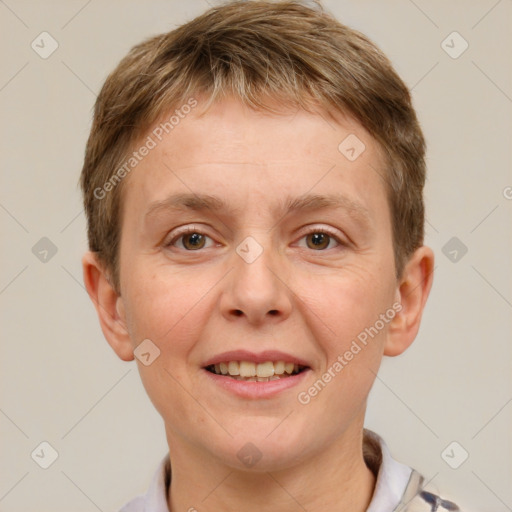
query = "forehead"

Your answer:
(149, 97), (379, 165)
(120, 97), (389, 221)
